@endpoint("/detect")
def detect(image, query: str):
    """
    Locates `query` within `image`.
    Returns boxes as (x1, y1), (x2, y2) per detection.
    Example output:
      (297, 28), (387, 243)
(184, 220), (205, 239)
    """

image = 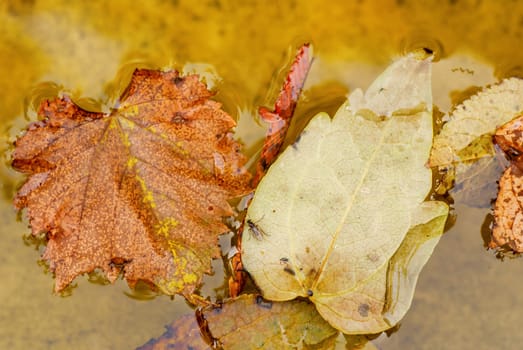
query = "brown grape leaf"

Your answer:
(491, 115), (523, 252)
(12, 69), (251, 298)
